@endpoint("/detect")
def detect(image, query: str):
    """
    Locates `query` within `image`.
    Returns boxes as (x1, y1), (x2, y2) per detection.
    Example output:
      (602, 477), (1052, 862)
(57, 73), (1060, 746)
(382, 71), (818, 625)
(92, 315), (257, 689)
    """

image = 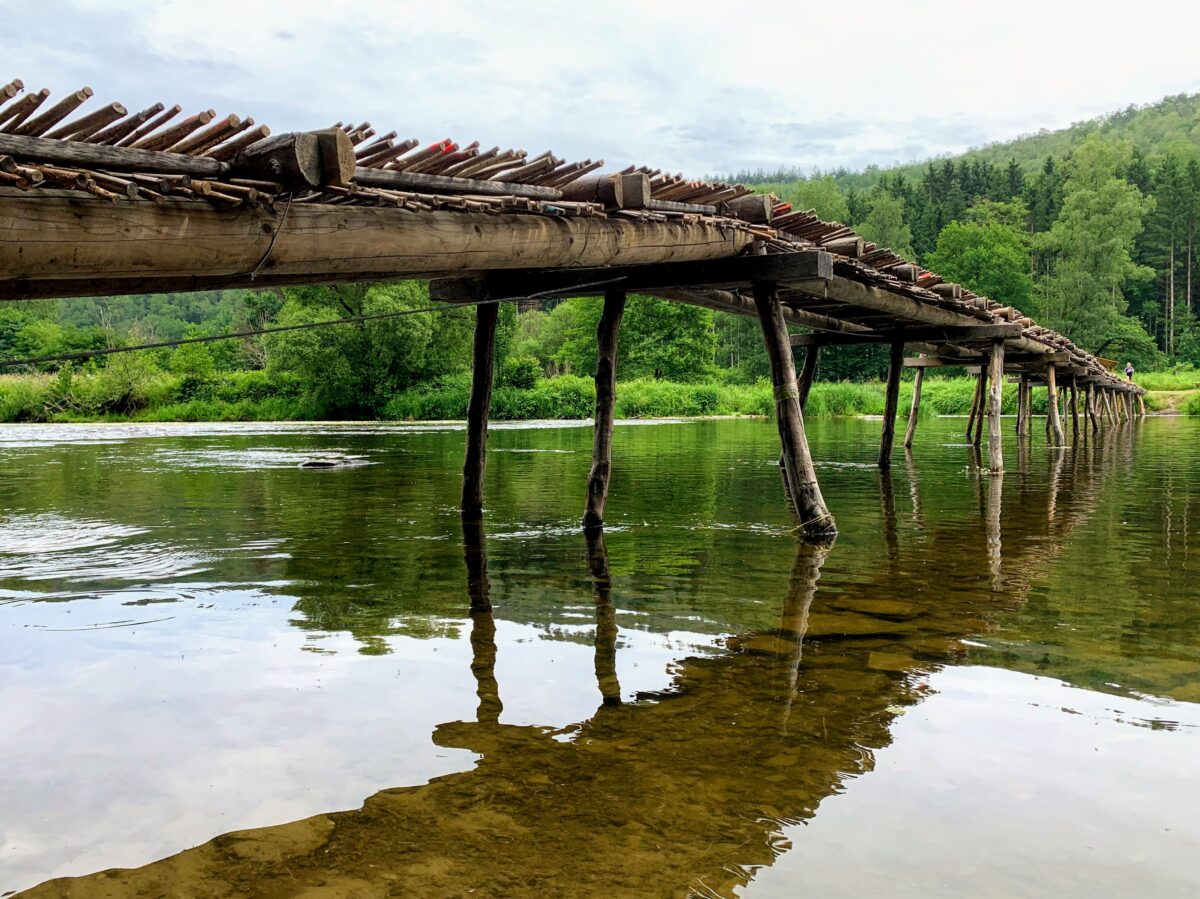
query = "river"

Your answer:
(1, 416), (1197, 897)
